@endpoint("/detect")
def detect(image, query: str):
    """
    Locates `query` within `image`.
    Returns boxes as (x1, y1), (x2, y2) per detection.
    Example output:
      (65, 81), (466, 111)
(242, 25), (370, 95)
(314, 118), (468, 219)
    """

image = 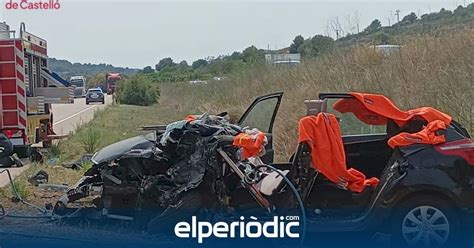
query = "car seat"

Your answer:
(262, 139), (373, 210)
(298, 113), (379, 191)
